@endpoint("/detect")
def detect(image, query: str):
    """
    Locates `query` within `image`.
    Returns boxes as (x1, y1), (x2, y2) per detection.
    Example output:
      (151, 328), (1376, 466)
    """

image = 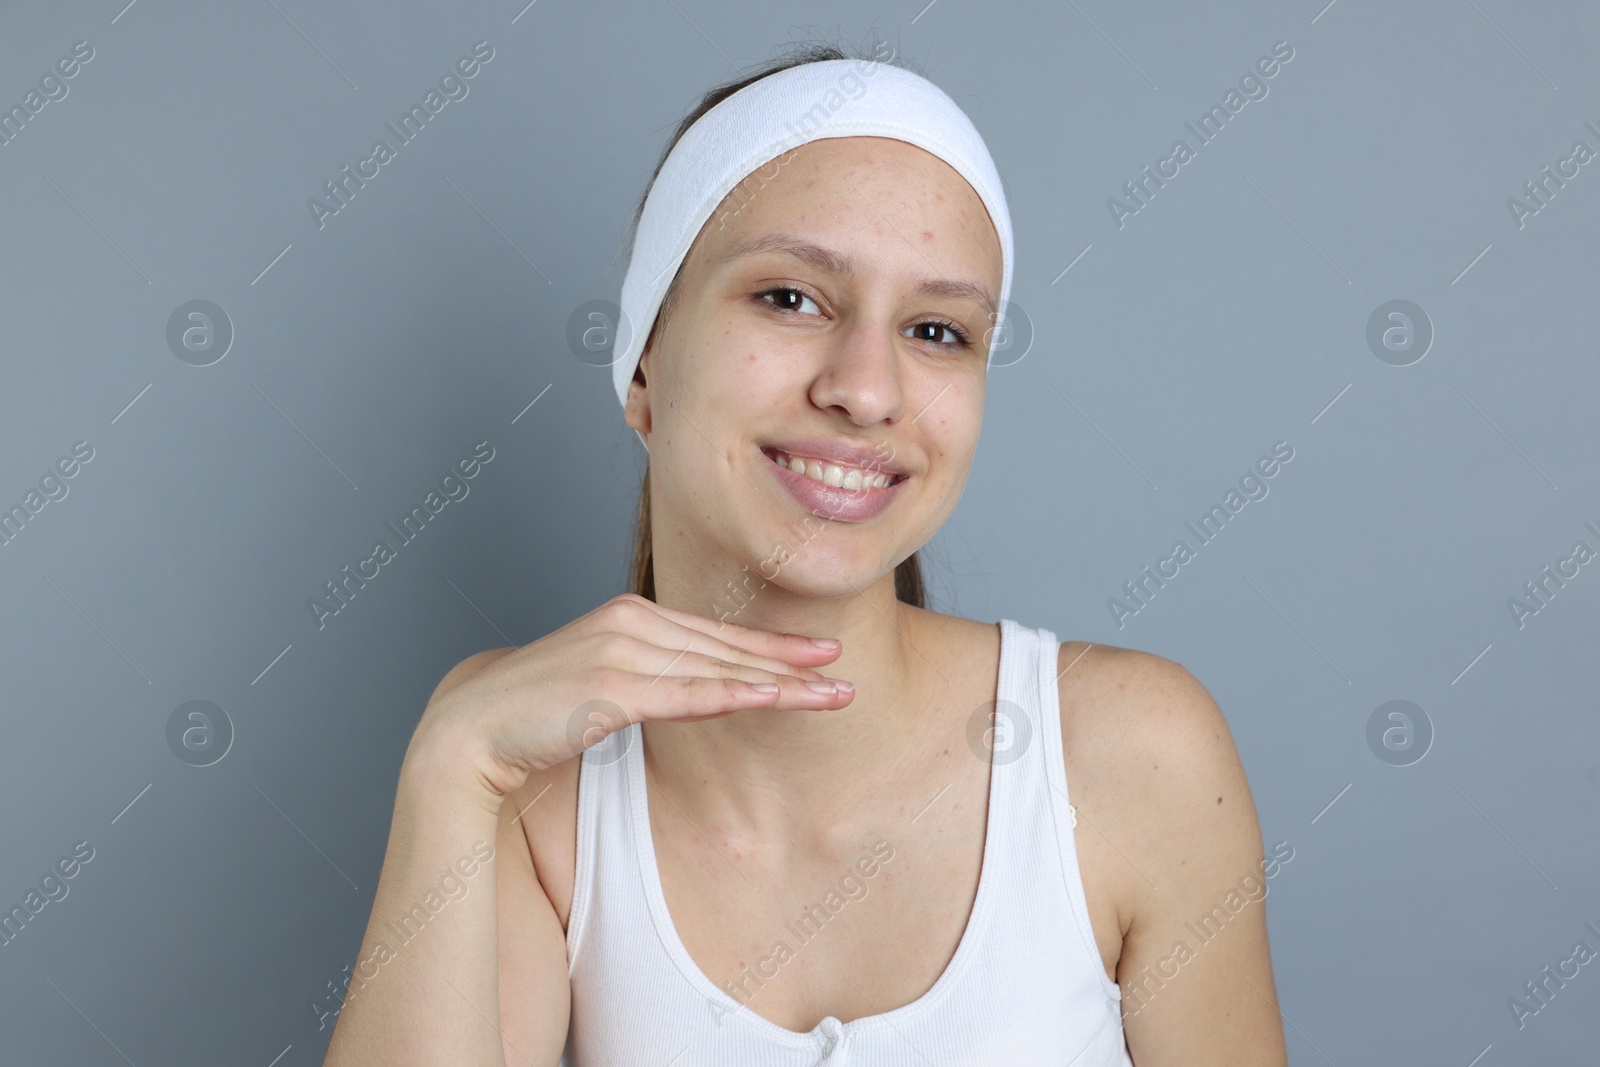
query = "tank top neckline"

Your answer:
(620, 618), (1017, 1049)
